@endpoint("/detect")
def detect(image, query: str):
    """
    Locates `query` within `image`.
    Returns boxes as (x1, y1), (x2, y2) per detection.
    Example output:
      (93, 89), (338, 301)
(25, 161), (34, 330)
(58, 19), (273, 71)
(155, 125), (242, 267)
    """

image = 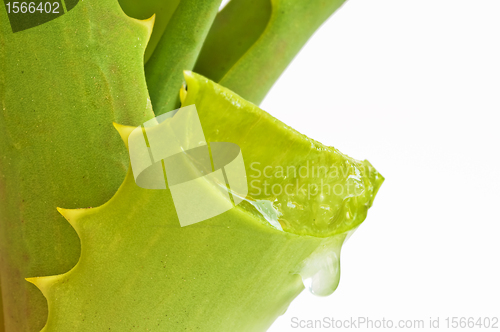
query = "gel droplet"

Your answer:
(296, 229), (356, 296)
(302, 248), (341, 296)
